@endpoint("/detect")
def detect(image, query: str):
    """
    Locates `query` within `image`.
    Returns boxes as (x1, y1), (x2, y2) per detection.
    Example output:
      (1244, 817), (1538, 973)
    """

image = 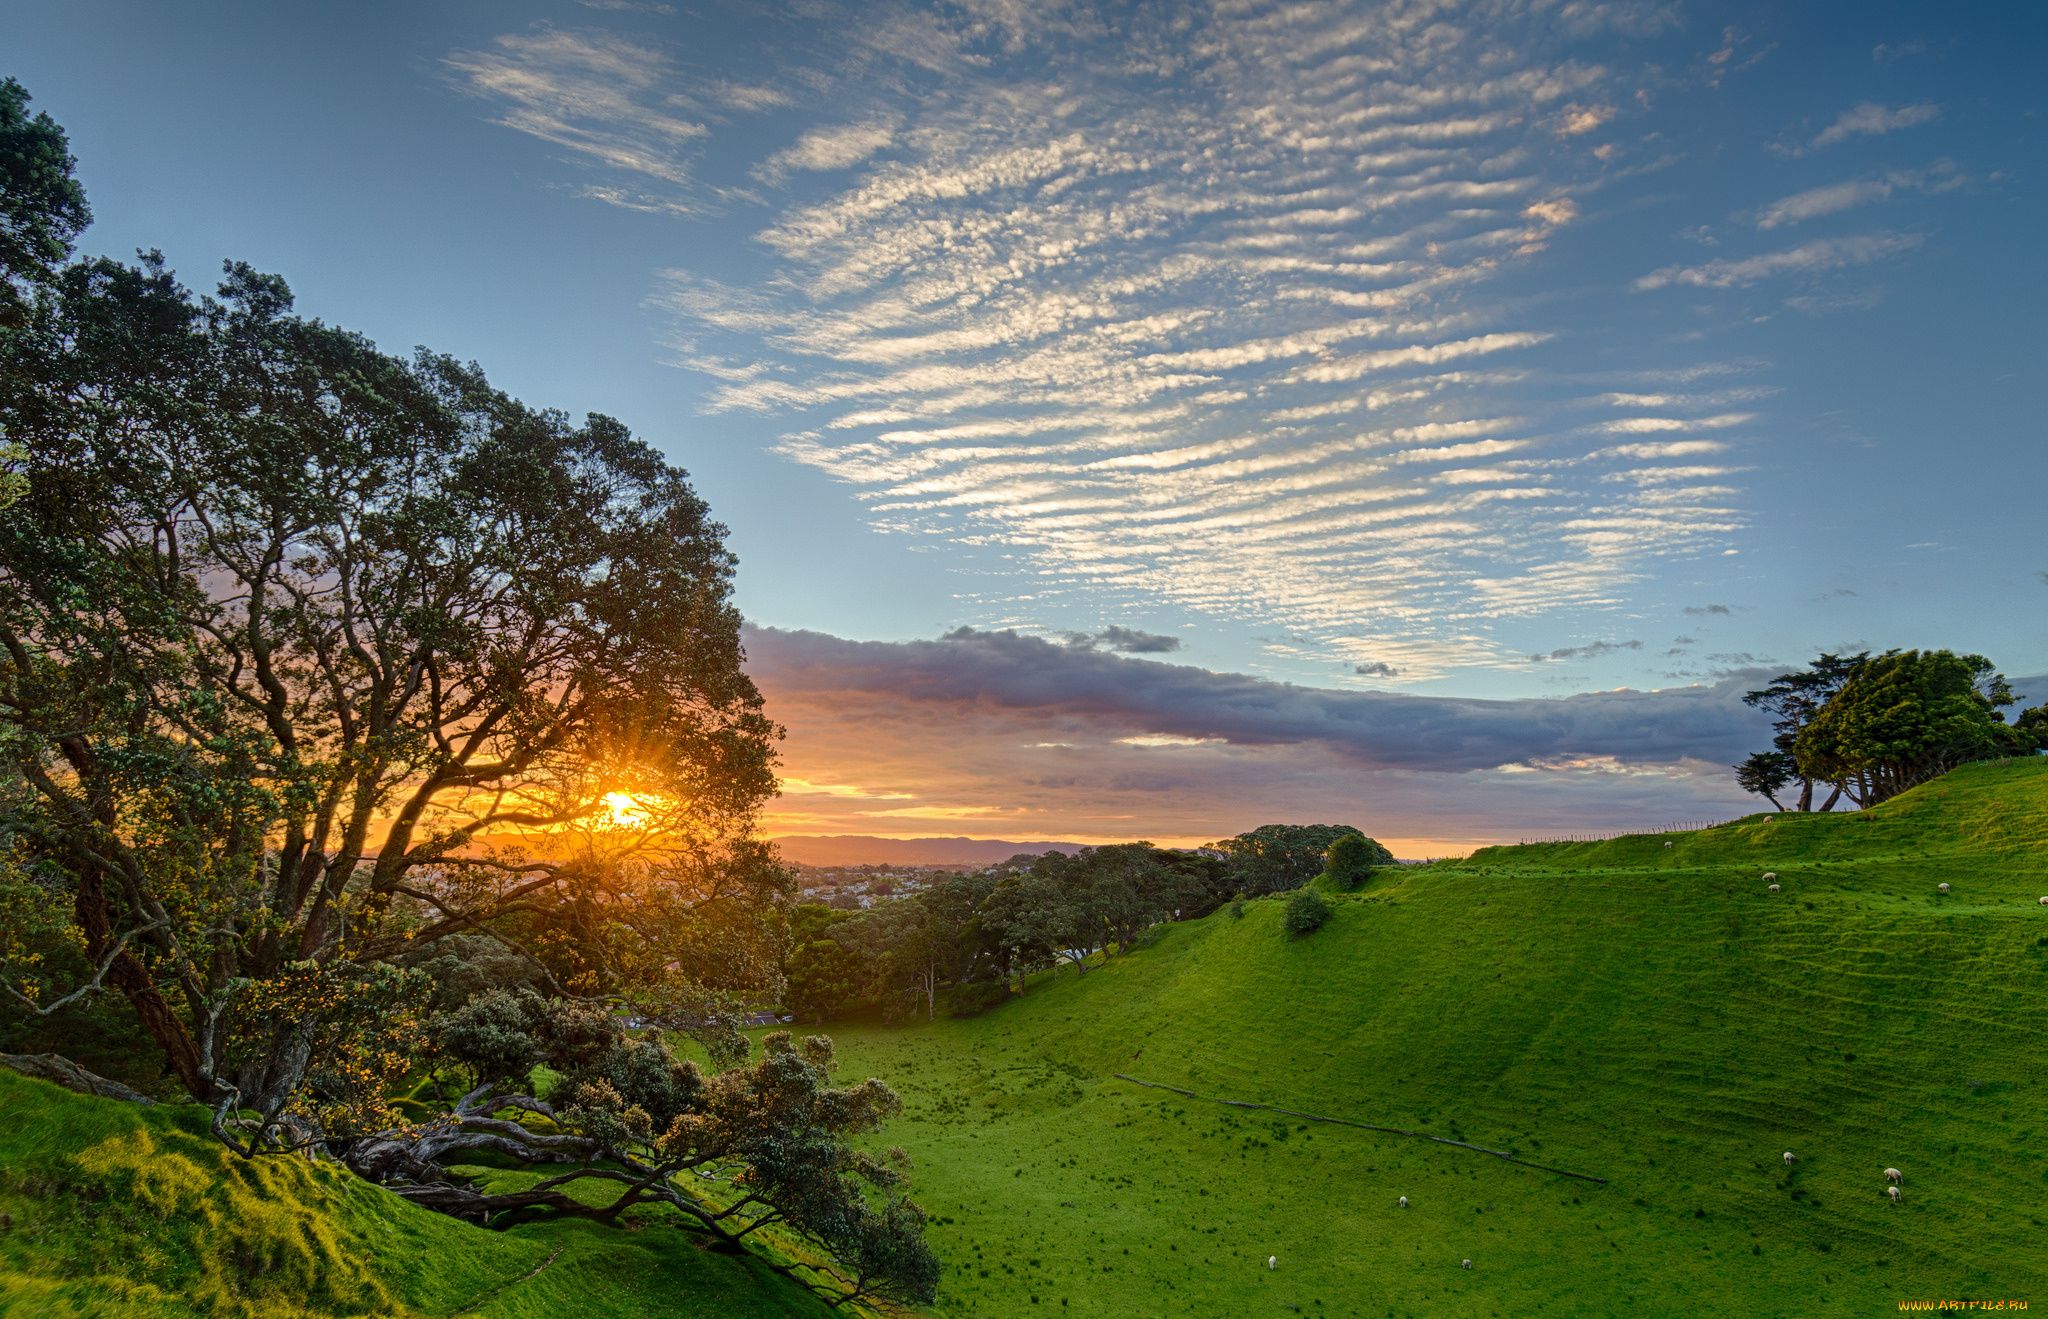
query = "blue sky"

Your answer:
(13, 1), (2045, 847)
